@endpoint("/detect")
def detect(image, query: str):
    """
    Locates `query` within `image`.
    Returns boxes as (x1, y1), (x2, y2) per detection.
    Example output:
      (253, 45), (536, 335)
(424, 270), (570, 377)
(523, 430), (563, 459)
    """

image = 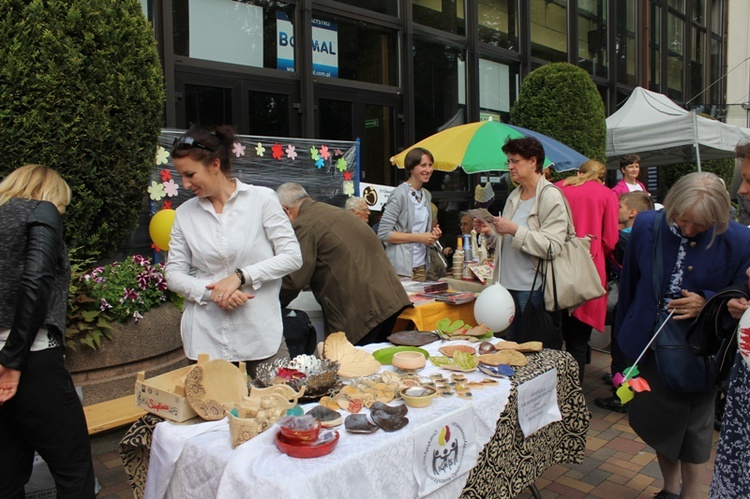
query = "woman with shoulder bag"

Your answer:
(616, 172), (750, 499)
(474, 137), (568, 344)
(557, 160), (619, 384)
